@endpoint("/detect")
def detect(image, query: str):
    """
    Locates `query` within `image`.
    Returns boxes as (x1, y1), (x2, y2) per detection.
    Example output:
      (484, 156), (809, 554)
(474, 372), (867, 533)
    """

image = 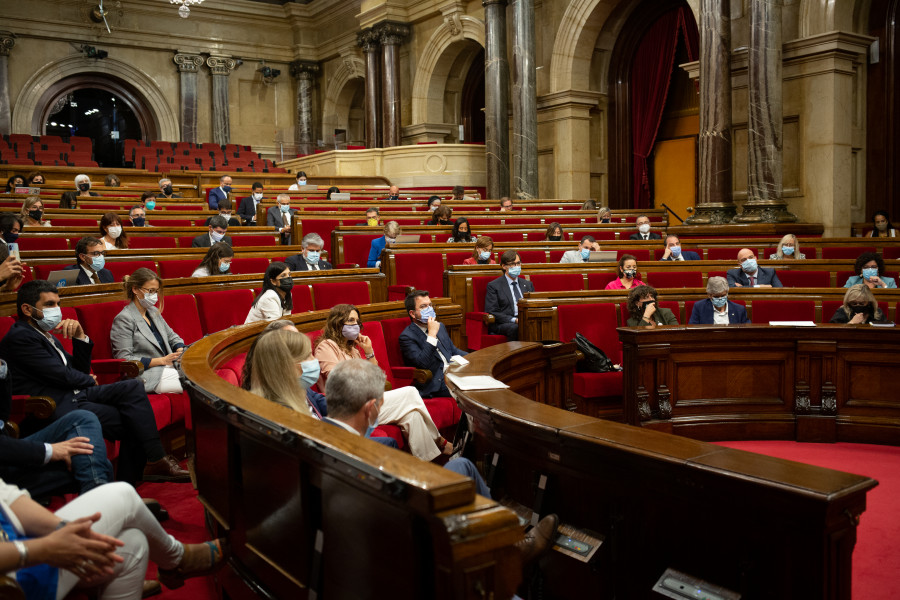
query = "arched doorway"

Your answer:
(461, 48), (485, 143)
(43, 88), (143, 168)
